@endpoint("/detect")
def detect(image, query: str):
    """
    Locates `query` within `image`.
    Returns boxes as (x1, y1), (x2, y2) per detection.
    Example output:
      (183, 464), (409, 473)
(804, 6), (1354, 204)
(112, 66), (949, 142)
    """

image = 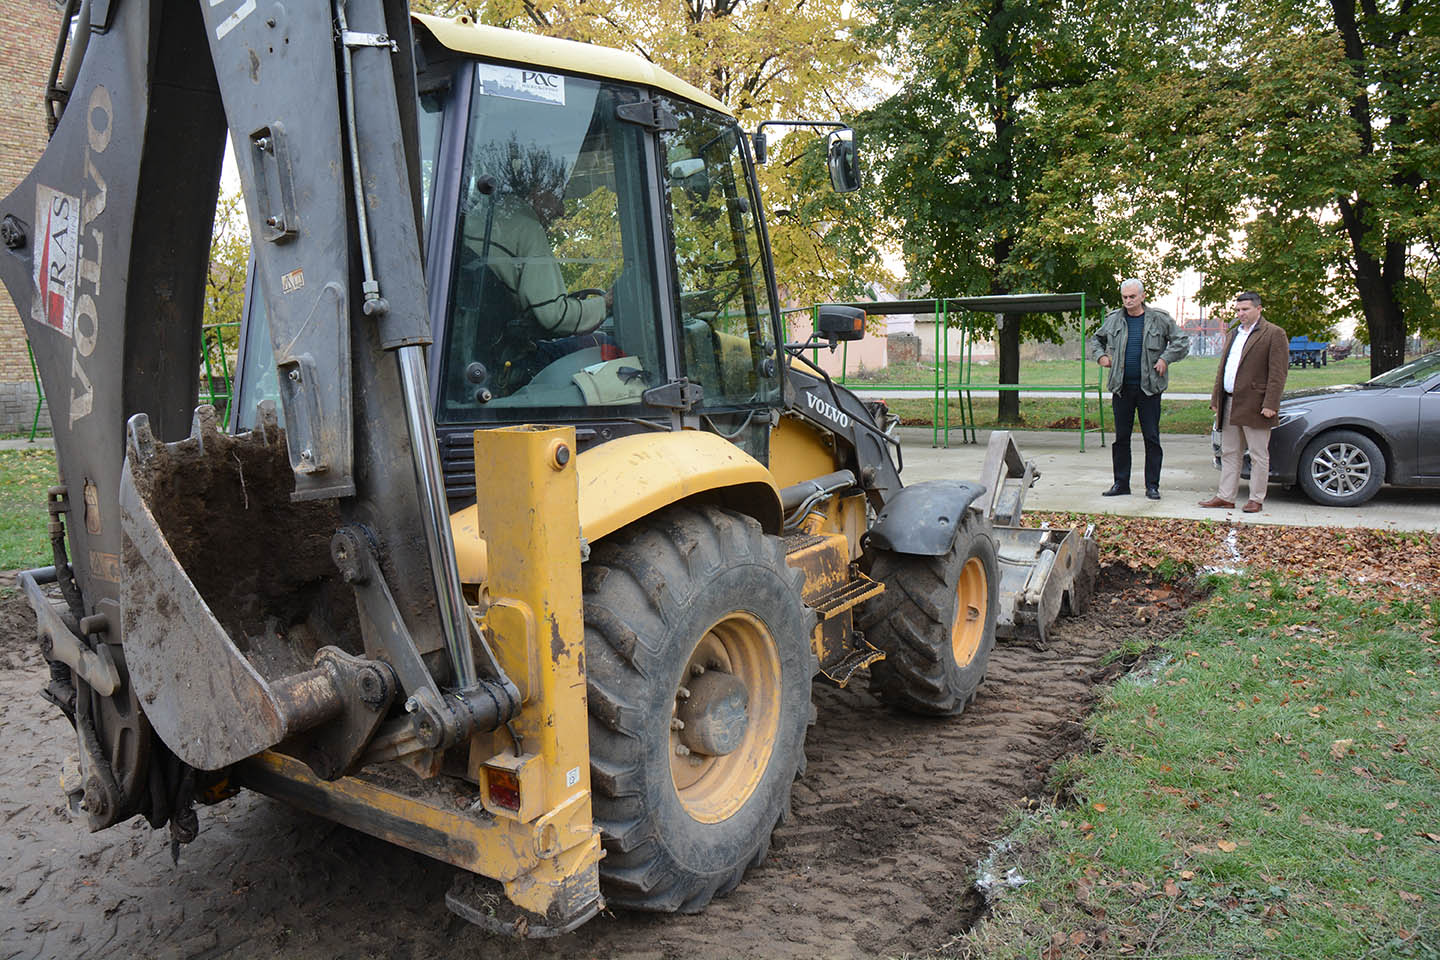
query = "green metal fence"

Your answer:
(782, 293), (1108, 450)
